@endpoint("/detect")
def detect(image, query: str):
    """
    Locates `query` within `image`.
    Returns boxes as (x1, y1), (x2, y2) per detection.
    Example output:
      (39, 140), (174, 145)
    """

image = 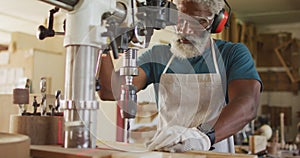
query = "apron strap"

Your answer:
(210, 38), (220, 75)
(162, 55), (175, 74)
